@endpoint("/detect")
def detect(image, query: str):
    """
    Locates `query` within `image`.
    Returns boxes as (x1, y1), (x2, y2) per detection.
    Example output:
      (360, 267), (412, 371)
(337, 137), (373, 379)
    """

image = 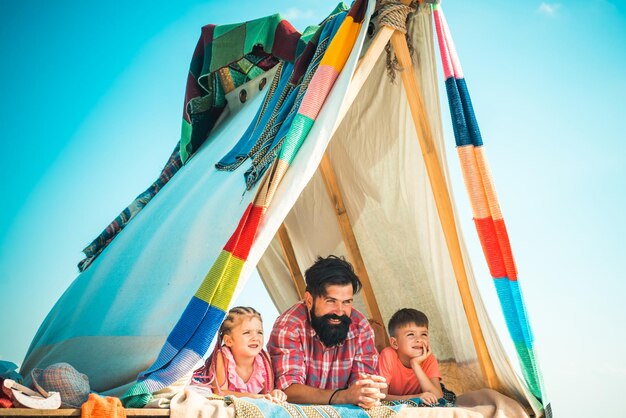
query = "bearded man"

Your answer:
(267, 255), (386, 408)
